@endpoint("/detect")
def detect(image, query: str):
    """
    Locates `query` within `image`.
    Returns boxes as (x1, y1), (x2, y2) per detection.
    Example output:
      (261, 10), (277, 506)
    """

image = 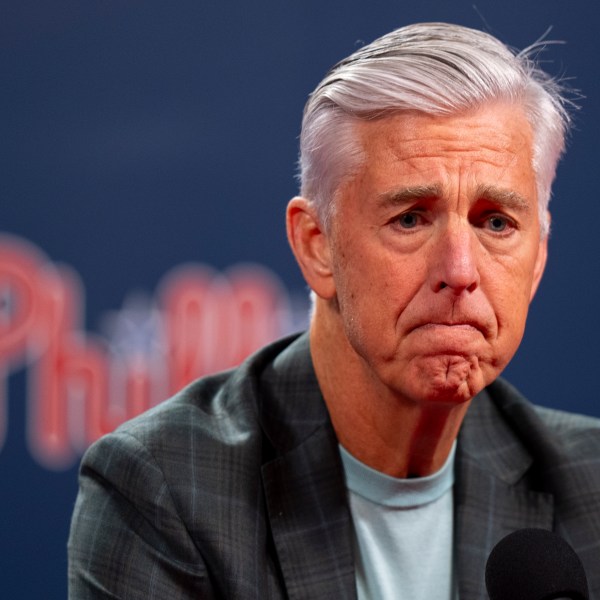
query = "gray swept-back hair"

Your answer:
(298, 22), (573, 238)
